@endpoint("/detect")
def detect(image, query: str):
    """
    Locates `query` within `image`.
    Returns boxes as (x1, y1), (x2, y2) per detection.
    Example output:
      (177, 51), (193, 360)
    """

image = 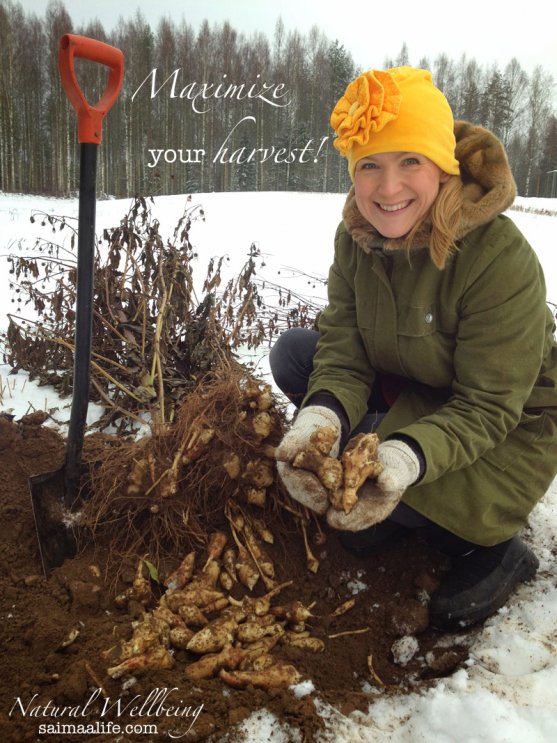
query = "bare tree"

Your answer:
(523, 65), (554, 195)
